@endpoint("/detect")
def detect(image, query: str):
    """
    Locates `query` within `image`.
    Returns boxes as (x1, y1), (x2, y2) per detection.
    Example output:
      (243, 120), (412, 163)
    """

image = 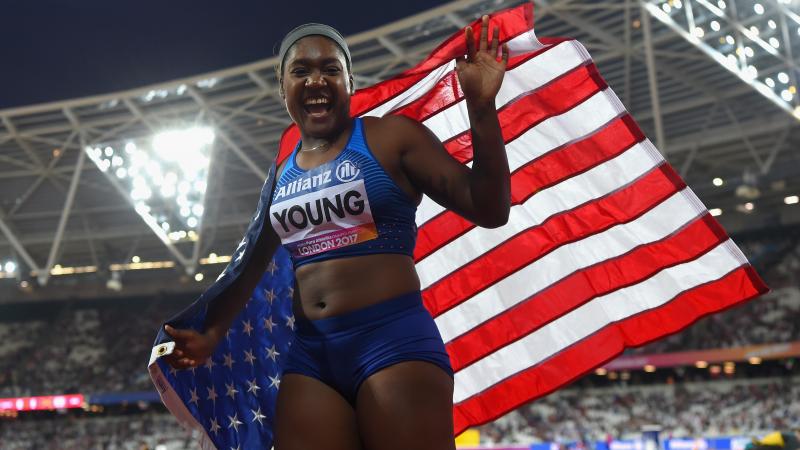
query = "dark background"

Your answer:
(1, 0), (451, 108)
